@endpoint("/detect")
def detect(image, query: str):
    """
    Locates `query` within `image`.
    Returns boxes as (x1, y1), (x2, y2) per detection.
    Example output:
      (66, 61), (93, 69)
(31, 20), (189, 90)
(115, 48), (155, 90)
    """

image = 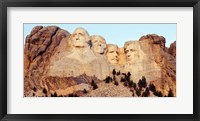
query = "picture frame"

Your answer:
(0, 0), (199, 121)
